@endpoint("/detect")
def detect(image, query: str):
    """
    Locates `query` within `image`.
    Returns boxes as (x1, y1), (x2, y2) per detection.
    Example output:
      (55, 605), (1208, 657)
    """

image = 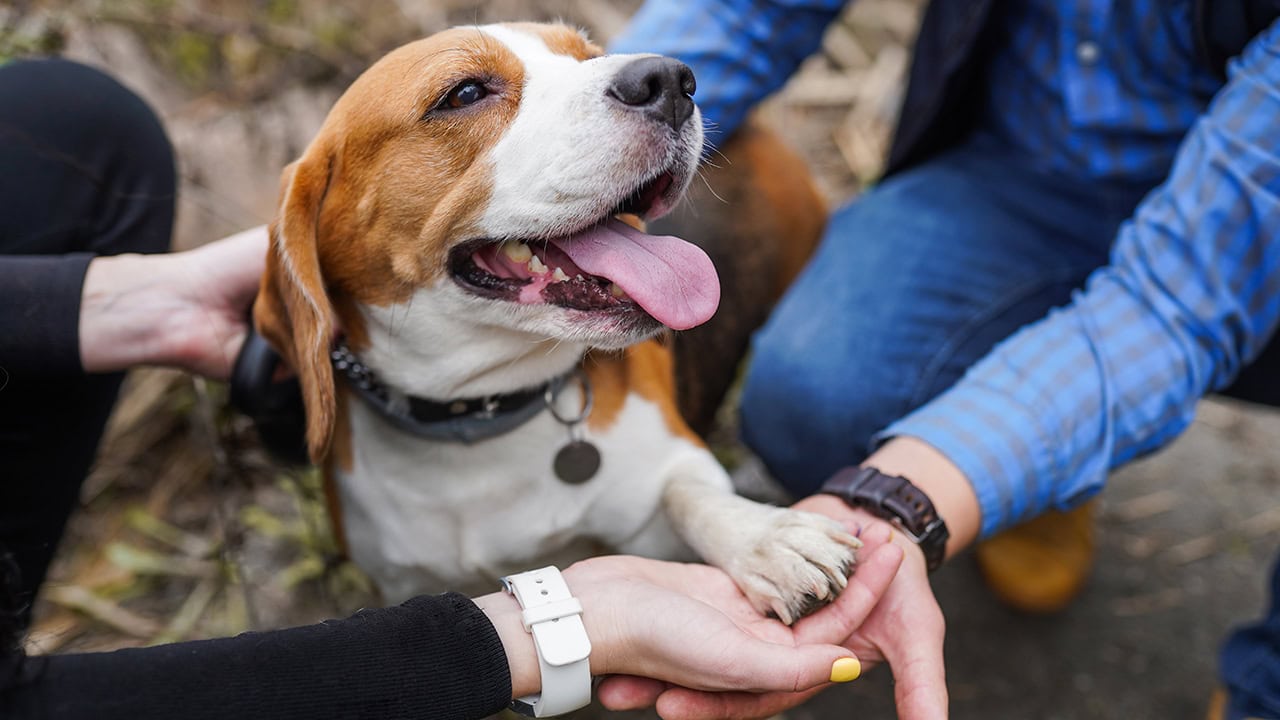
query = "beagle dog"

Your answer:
(255, 22), (857, 624)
